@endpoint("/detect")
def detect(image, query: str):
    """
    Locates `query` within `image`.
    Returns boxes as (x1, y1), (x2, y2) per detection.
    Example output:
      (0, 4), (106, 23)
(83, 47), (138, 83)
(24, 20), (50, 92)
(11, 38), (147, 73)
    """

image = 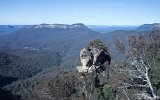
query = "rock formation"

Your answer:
(77, 39), (111, 76)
